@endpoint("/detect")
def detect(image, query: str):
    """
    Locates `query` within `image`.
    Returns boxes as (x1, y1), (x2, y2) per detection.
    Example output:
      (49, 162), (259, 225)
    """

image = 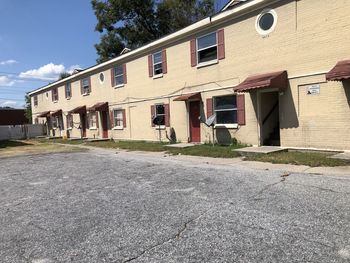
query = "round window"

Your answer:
(99, 72), (105, 83)
(256, 9), (277, 36)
